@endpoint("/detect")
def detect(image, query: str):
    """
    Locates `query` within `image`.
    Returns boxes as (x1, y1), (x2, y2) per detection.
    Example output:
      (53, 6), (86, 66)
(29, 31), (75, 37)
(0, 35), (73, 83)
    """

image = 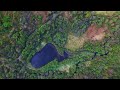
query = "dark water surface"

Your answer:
(31, 43), (69, 68)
